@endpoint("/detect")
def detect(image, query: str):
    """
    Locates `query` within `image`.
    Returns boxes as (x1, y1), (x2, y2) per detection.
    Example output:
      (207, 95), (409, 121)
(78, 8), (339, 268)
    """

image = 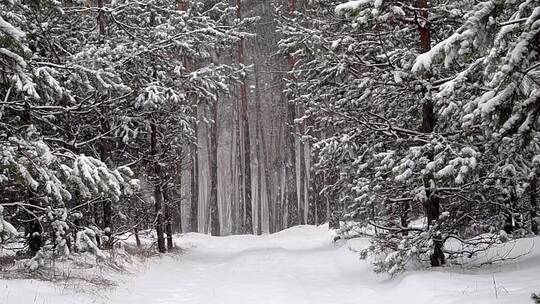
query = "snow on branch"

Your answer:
(412, 1), (496, 73)
(335, 0), (379, 17)
(0, 15), (25, 41)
